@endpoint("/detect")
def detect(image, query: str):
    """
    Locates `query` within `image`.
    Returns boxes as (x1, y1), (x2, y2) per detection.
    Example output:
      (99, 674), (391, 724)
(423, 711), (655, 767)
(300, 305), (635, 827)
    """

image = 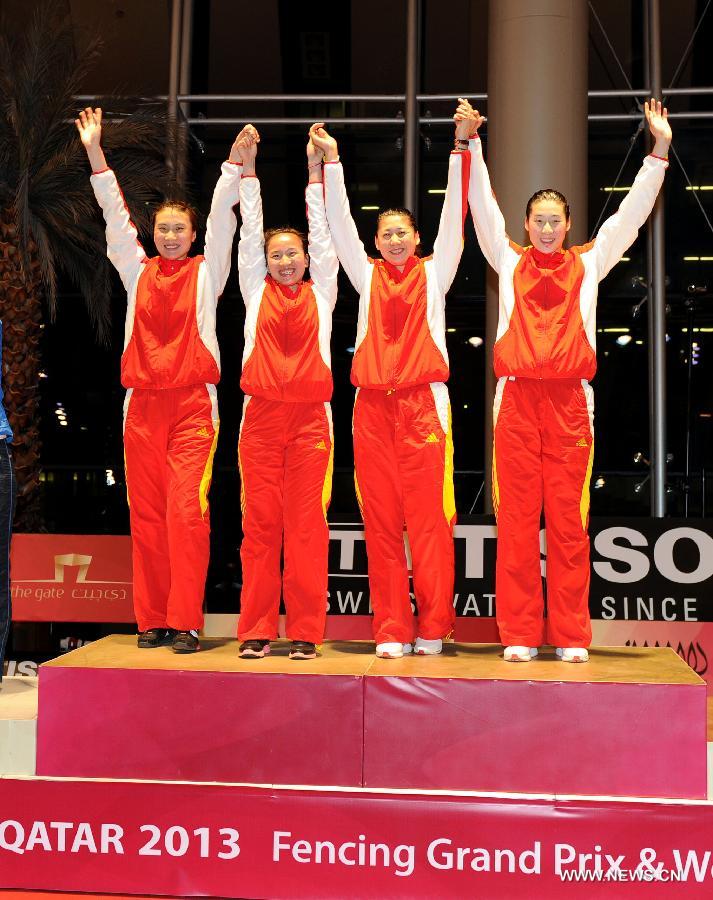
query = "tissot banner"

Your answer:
(1, 777), (712, 898)
(326, 517), (713, 623)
